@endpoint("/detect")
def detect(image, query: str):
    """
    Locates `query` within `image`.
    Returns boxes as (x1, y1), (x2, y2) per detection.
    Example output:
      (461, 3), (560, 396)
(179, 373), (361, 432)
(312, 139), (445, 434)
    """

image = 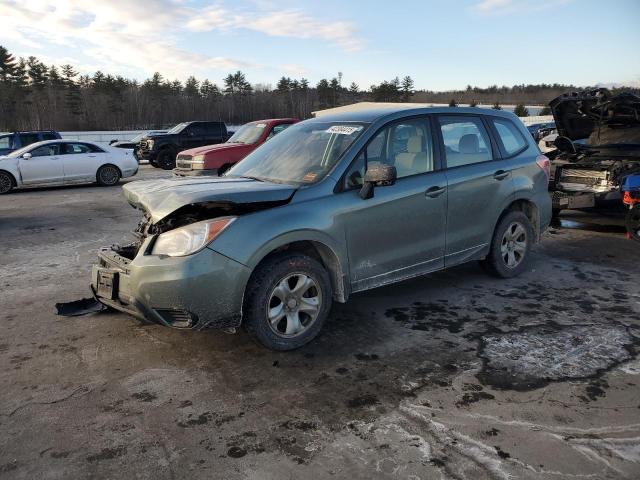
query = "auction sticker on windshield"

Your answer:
(326, 125), (363, 135)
